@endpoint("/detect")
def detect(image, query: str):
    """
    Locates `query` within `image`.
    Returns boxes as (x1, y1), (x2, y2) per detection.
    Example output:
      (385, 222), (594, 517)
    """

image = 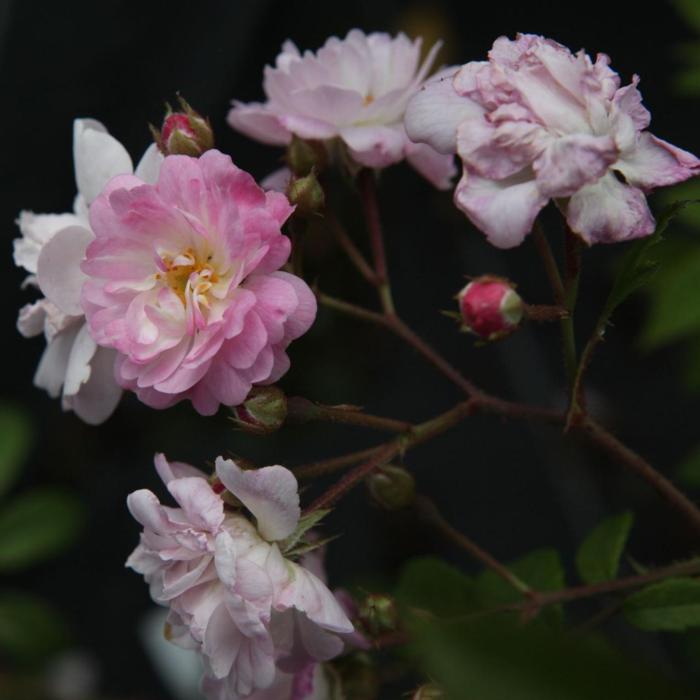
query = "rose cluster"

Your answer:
(127, 454), (352, 699)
